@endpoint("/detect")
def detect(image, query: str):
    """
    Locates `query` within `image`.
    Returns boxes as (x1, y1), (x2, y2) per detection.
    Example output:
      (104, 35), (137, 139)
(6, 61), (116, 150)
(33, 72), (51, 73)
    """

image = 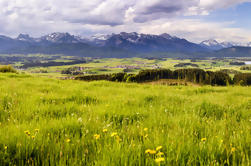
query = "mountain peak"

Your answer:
(200, 39), (225, 50)
(200, 39), (219, 46)
(41, 32), (80, 43)
(17, 34), (34, 42)
(160, 33), (173, 39)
